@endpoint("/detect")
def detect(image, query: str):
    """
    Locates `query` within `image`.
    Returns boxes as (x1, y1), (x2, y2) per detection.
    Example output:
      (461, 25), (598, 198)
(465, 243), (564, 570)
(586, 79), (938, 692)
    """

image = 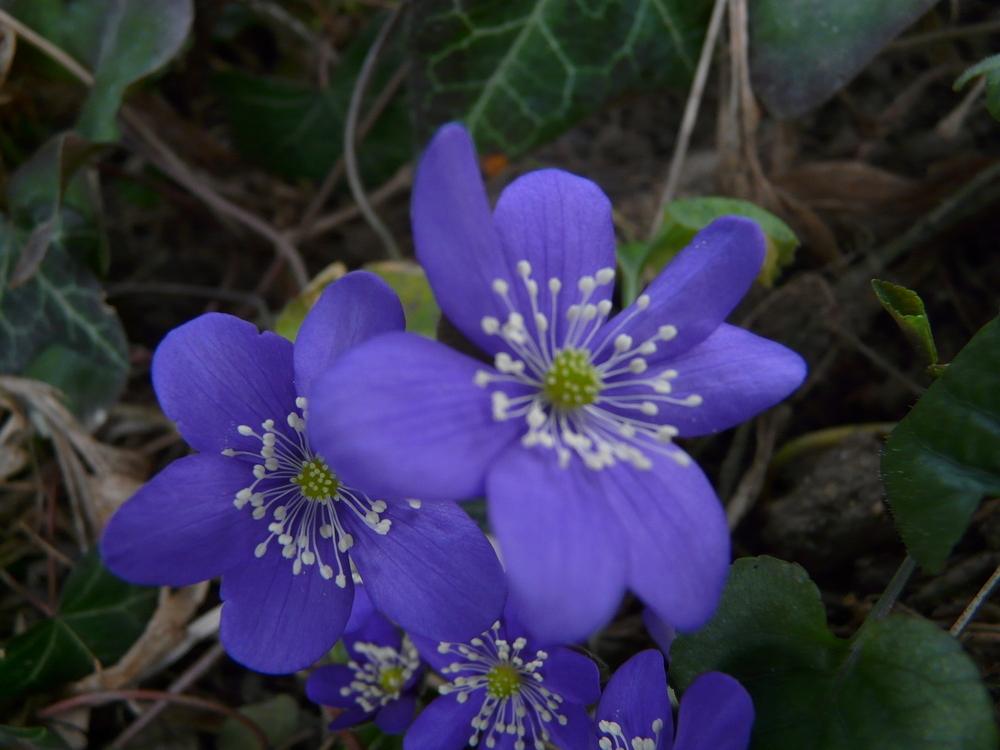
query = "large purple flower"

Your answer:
(404, 601), (600, 750)
(592, 650), (753, 750)
(310, 124), (806, 644)
(307, 610), (424, 734)
(101, 271), (506, 673)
